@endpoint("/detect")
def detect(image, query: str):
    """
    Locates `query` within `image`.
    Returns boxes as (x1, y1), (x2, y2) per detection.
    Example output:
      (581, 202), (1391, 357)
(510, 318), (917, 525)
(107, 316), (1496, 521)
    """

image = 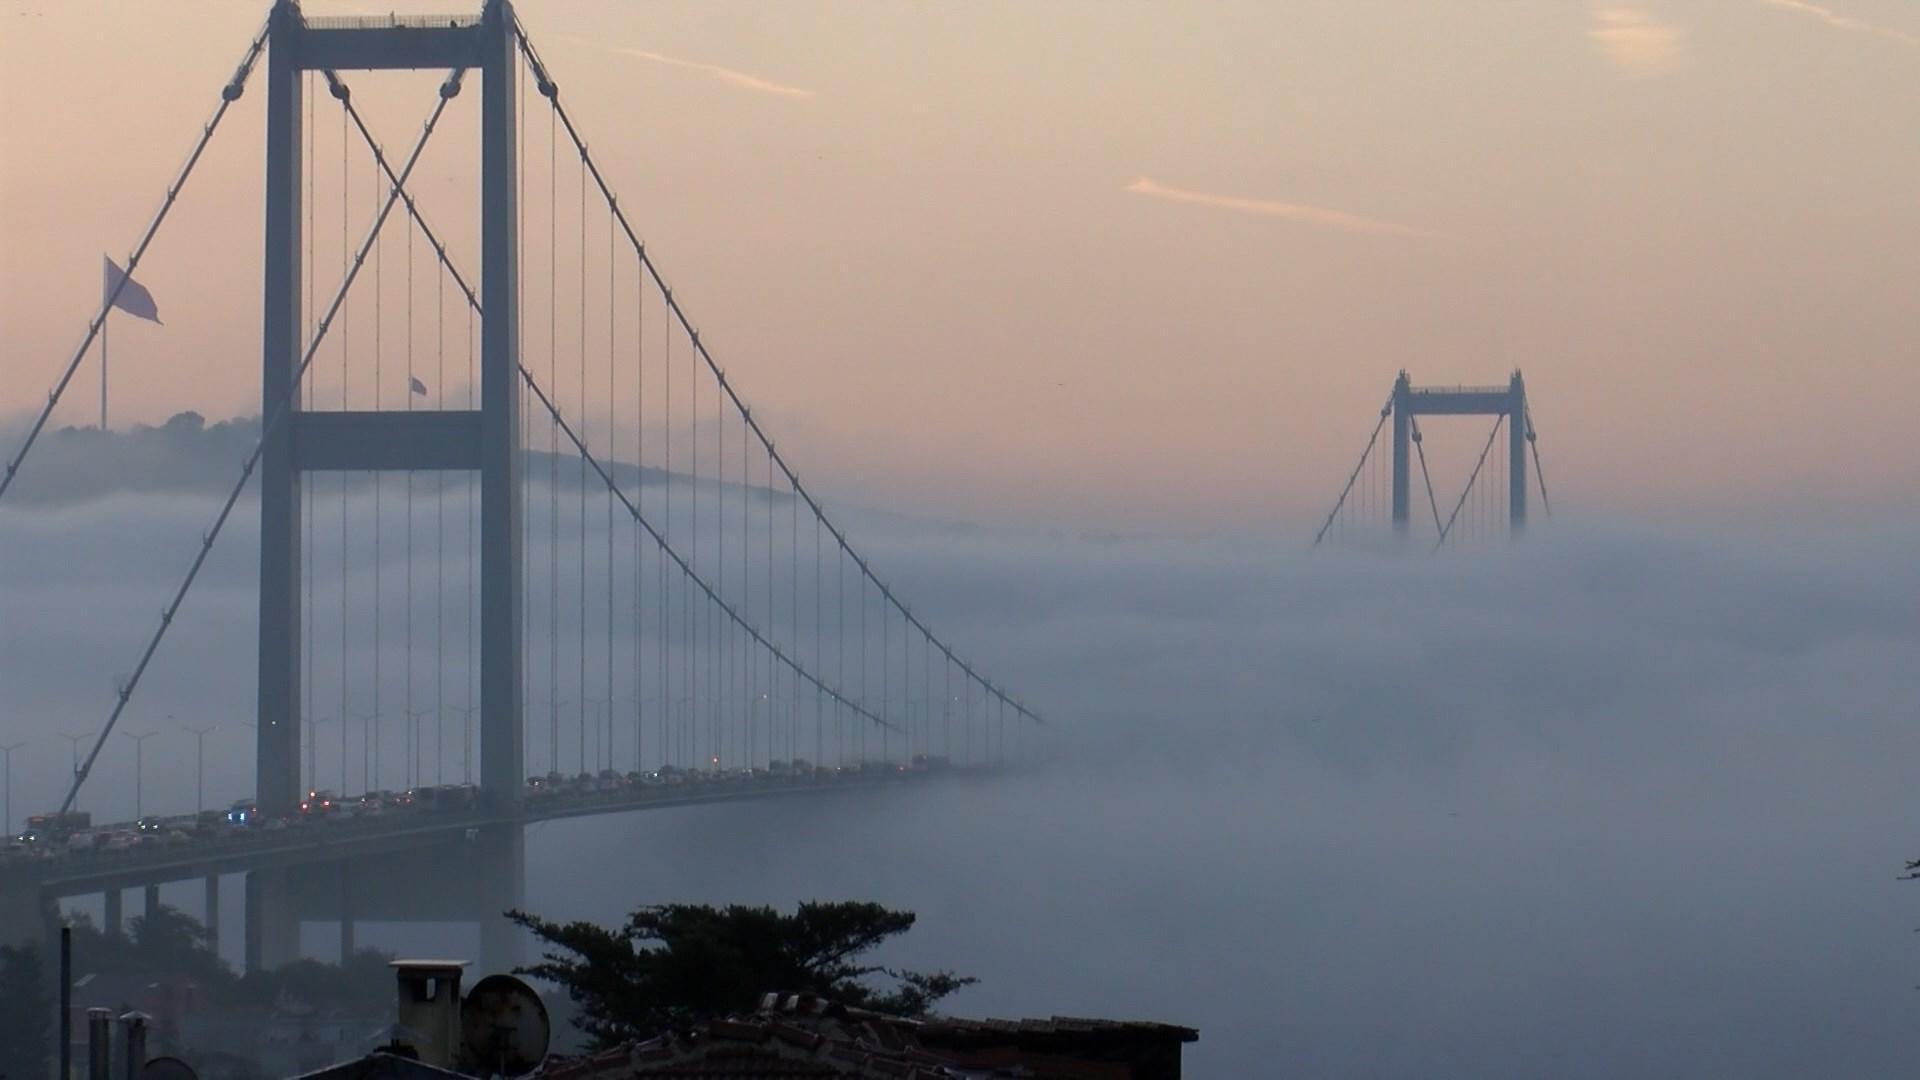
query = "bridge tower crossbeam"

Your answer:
(1390, 370), (1529, 538)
